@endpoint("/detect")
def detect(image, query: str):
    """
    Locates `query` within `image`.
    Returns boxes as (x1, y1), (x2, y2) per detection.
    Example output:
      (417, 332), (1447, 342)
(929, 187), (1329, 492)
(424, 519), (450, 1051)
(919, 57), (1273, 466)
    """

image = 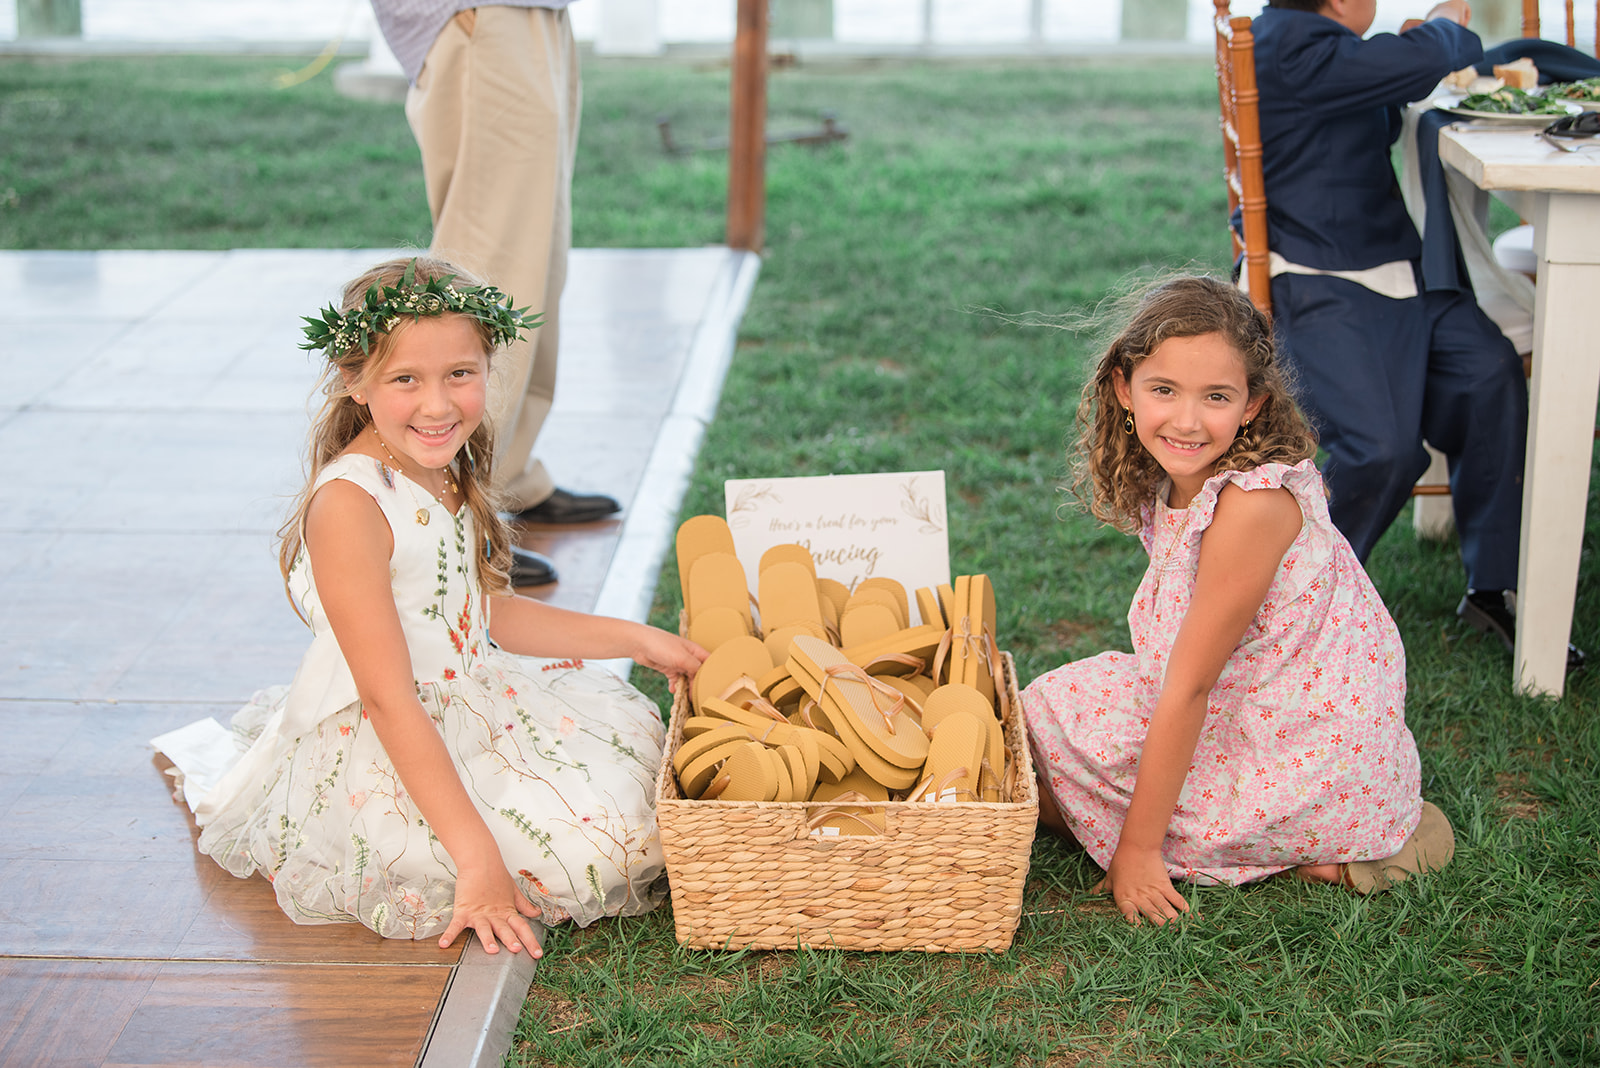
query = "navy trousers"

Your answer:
(1270, 272), (1527, 591)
